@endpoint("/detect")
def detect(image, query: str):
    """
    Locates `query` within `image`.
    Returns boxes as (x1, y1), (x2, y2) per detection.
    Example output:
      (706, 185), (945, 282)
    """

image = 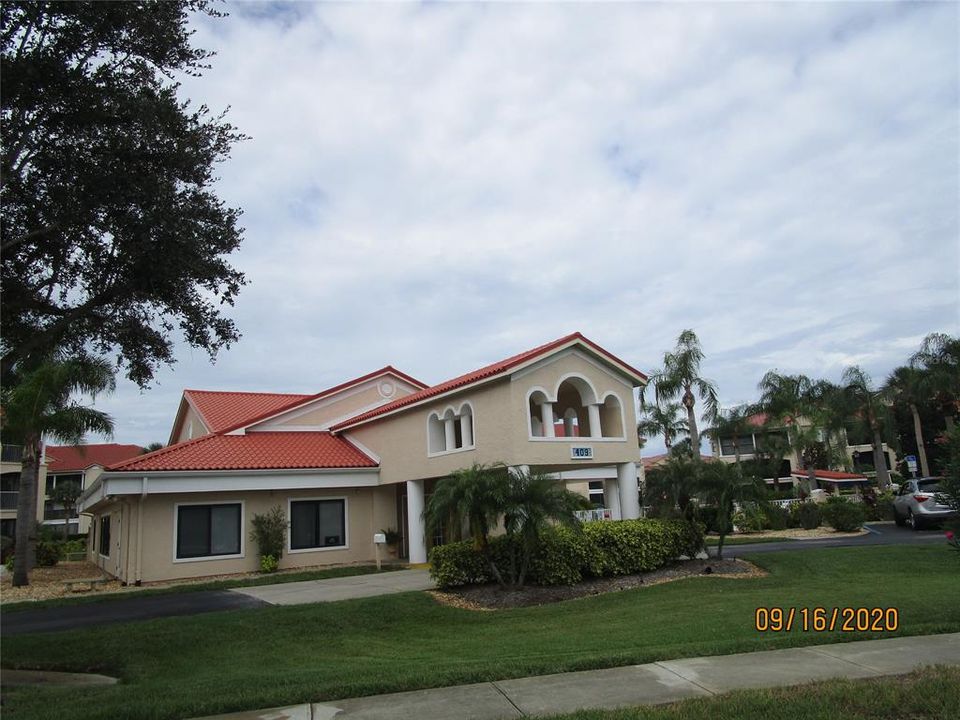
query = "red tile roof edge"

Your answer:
(214, 365), (429, 435)
(331, 332), (648, 432)
(789, 469), (868, 480)
(46, 444), (145, 472)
